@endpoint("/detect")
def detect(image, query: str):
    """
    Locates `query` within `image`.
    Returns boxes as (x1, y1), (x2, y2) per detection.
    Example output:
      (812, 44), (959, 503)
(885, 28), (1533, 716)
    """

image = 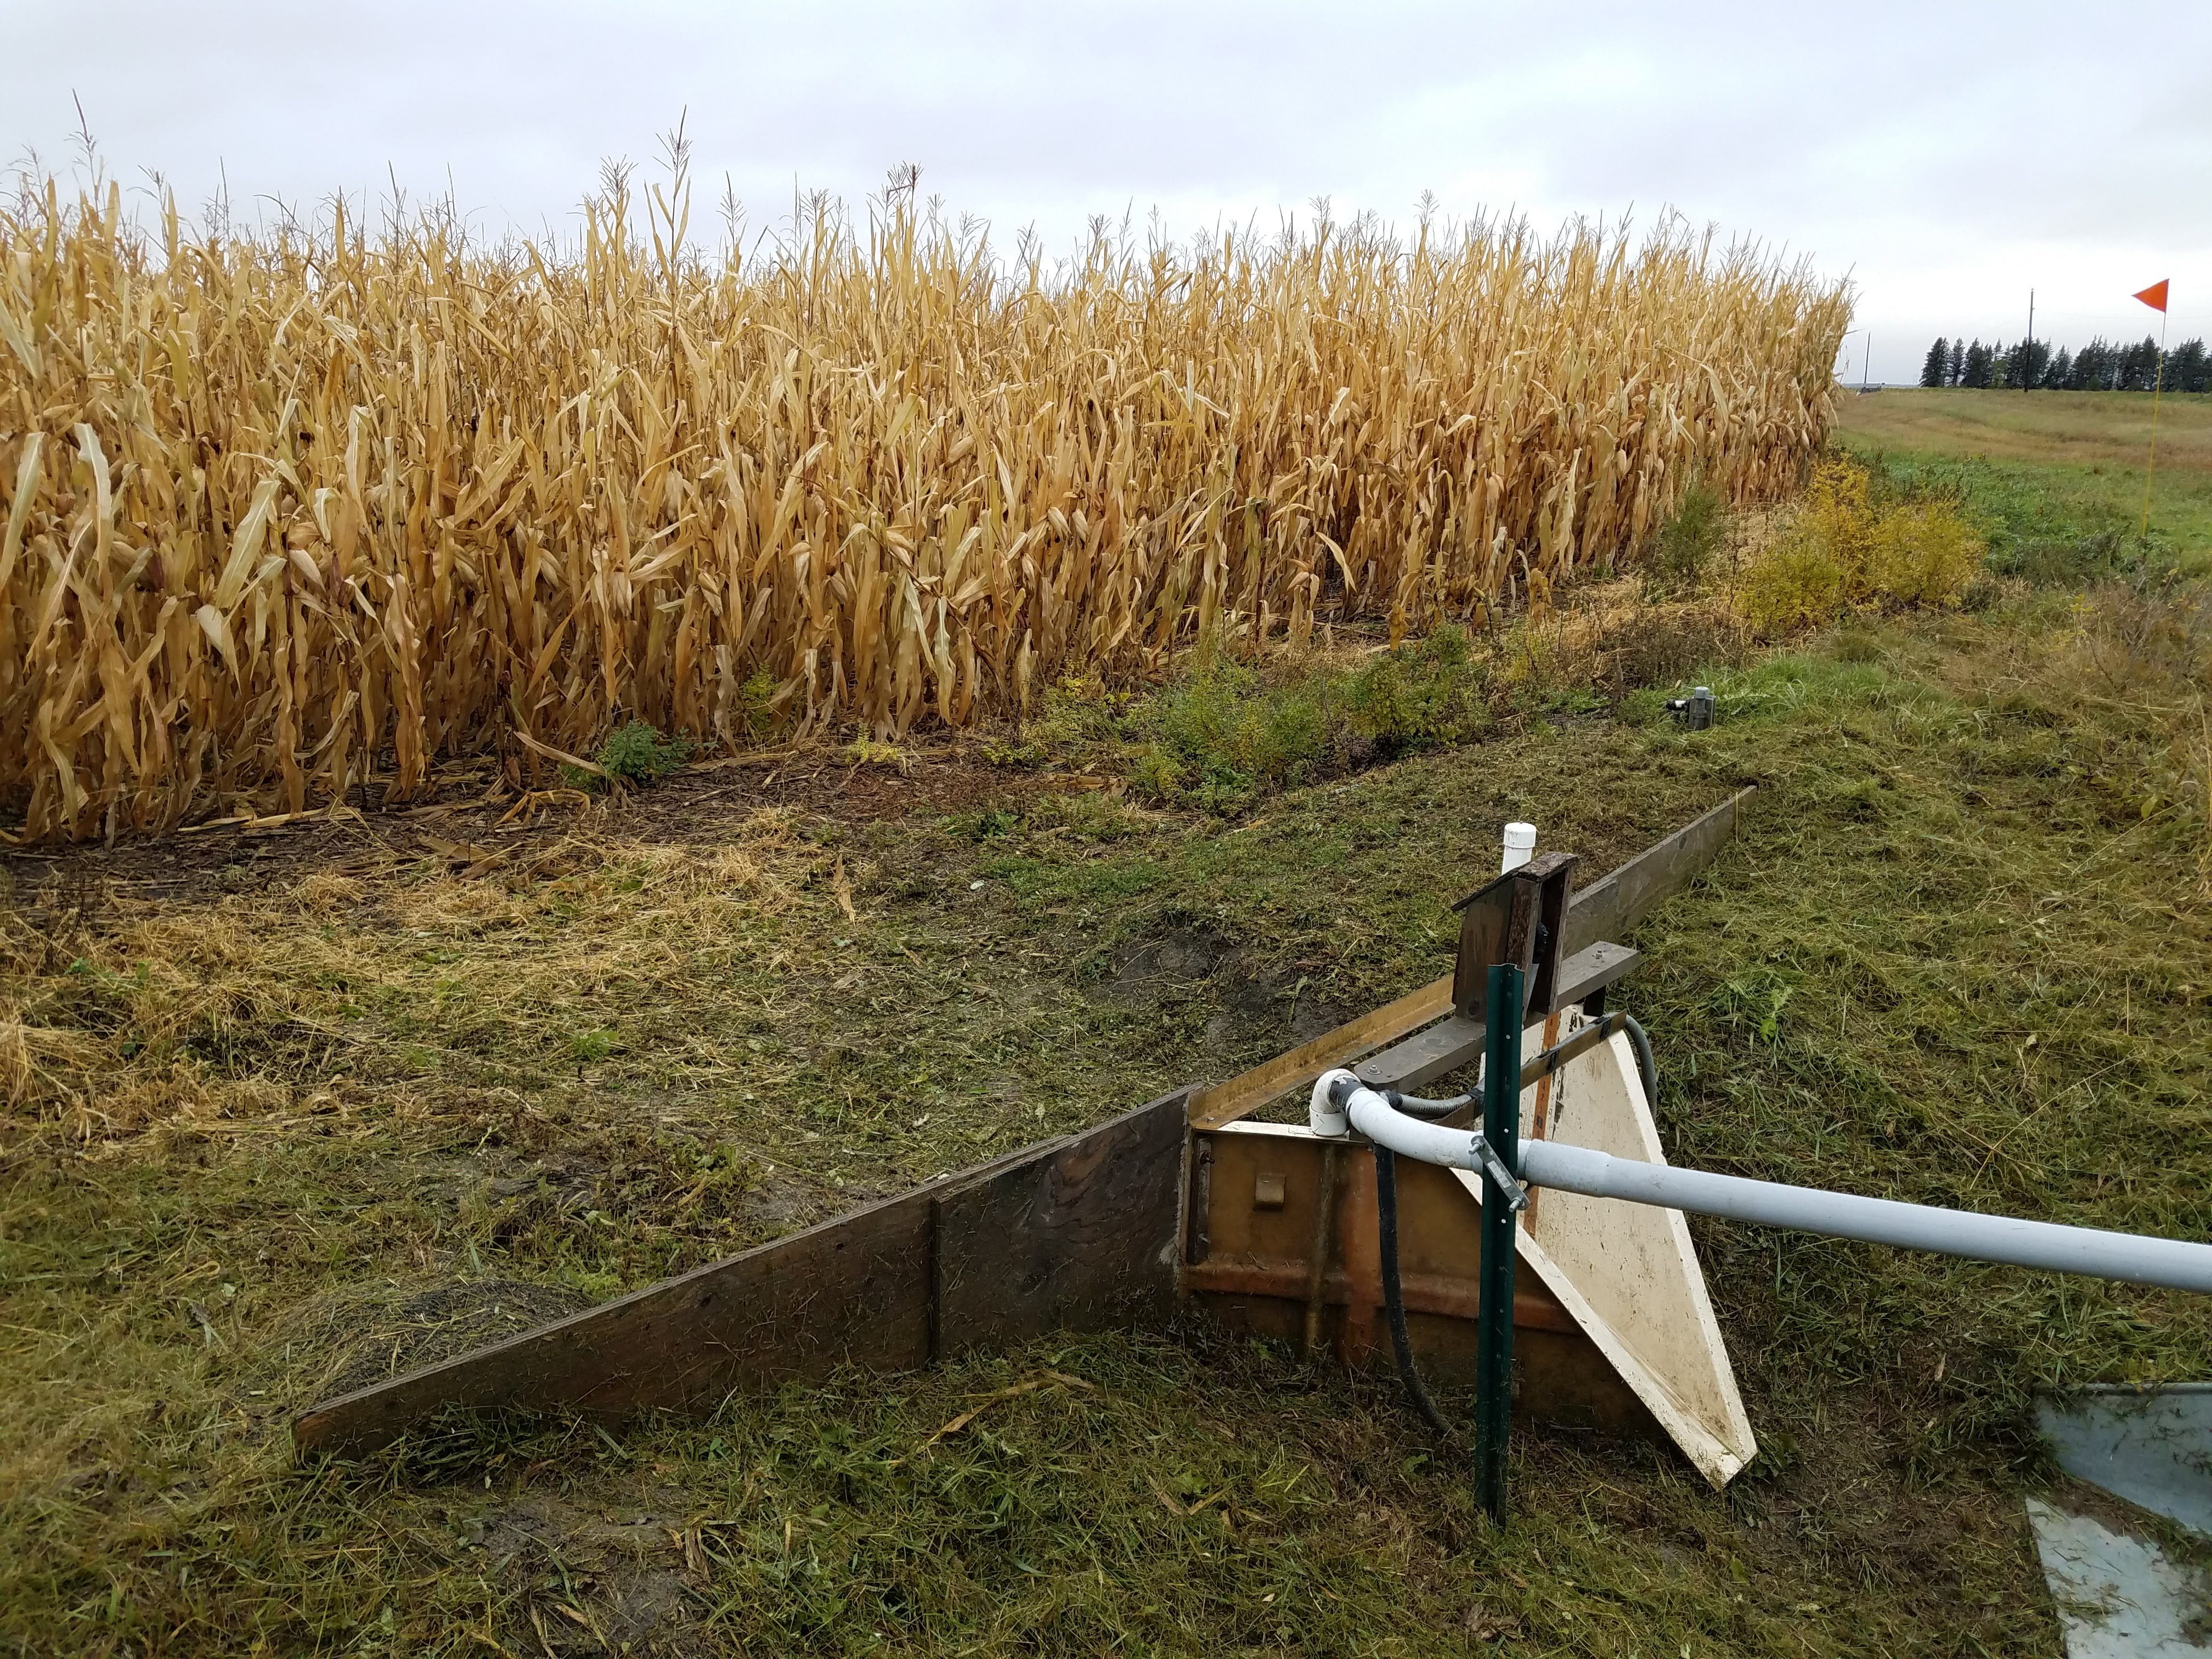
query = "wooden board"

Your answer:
(1191, 1047), (1757, 1485)
(1184, 1120), (1664, 1442)
(1449, 851), (1575, 1014)
(1186, 975), (1454, 1131)
(1356, 941), (1639, 1092)
(296, 1090), (1190, 1458)
(933, 1089), (1187, 1356)
(295, 1178), (940, 1456)
(1560, 787), (1754, 958)
(1190, 791), (1751, 1131)
(1509, 1018), (1758, 1485)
